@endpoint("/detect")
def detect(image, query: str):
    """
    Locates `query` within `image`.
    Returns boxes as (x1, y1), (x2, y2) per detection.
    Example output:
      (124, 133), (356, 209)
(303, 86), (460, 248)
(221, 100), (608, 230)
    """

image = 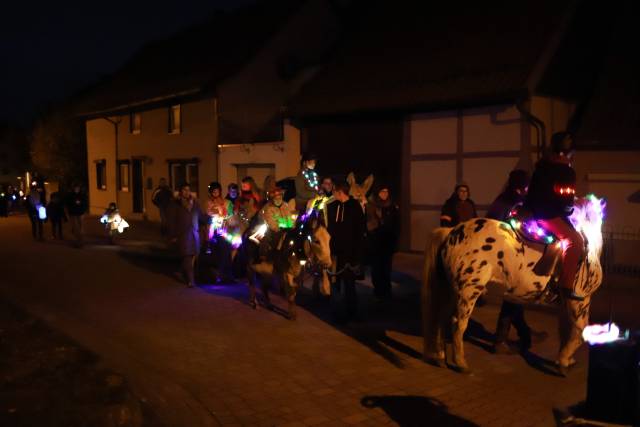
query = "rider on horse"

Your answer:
(525, 131), (585, 301)
(260, 185), (295, 261)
